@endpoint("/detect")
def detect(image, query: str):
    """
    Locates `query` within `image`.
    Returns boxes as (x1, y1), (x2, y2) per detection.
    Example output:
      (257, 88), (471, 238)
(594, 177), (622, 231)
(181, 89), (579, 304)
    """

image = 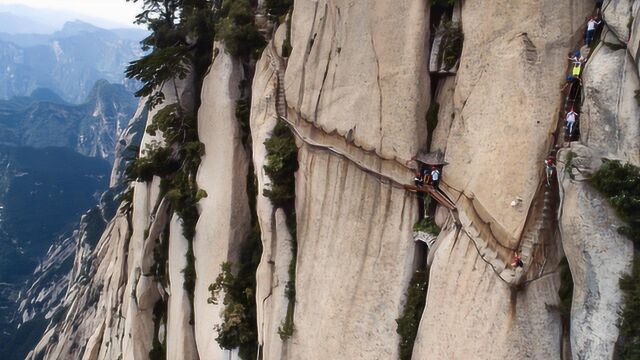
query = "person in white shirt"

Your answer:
(566, 109), (578, 137)
(430, 167), (440, 189)
(586, 17), (602, 45)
